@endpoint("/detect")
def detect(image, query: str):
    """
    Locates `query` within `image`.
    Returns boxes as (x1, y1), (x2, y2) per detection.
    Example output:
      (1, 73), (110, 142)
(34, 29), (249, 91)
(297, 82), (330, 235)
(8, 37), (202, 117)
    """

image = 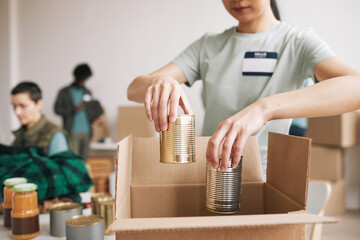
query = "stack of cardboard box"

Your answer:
(306, 112), (359, 215)
(87, 156), (113, 193)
